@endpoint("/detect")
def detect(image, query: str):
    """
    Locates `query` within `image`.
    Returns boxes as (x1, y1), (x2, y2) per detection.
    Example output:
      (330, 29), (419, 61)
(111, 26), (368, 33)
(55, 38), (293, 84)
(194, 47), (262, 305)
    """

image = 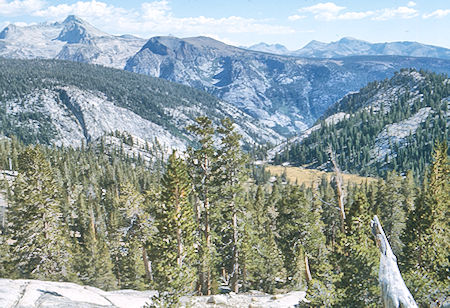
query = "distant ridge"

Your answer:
(291, 37), (450, 59)
(2, 15), (450, 136)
